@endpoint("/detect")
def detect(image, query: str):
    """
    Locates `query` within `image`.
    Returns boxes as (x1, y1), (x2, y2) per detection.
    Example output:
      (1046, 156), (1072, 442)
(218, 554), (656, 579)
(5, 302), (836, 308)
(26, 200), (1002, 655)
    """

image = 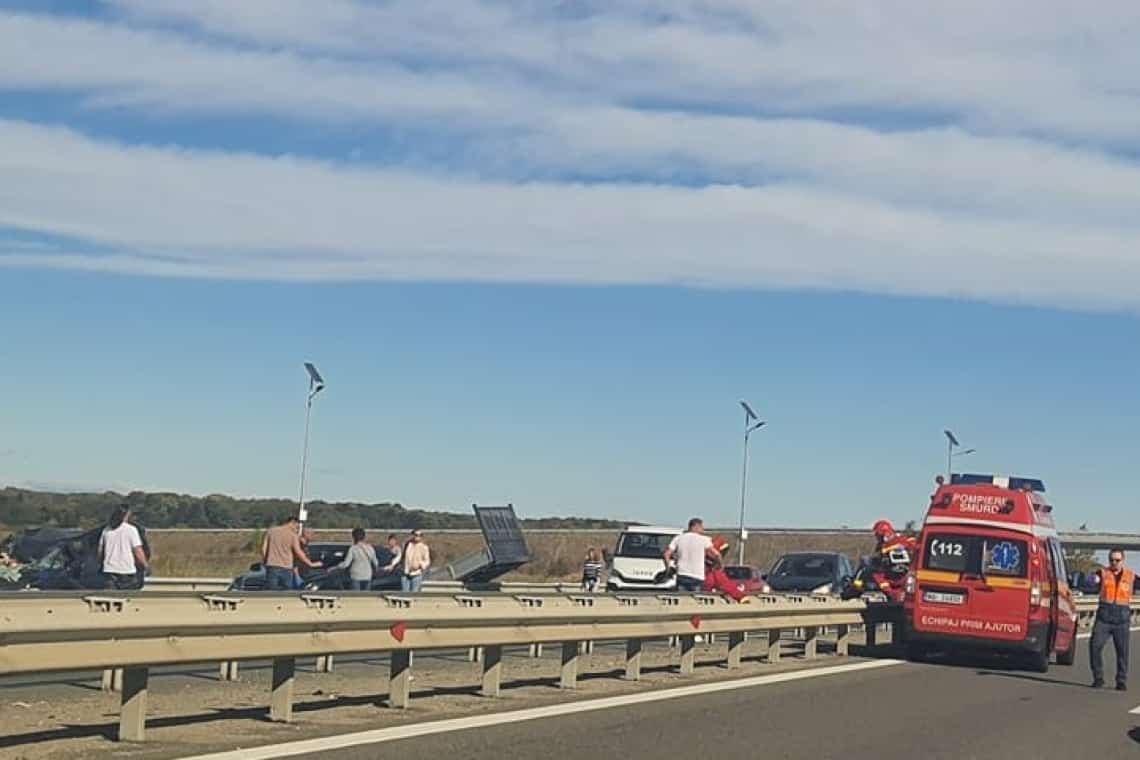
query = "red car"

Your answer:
(723, 564), (770, 594)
